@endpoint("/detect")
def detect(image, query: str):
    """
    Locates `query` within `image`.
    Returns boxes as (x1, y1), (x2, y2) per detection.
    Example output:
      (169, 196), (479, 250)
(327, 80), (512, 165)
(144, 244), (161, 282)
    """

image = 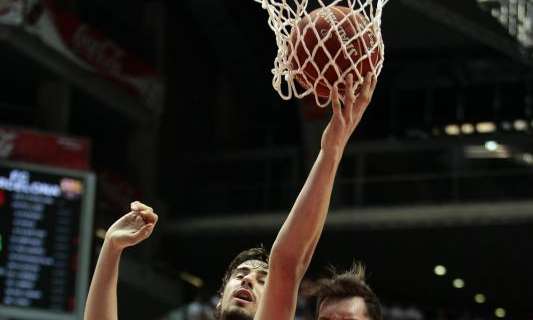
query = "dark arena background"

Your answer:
(1, 0), (533, 319)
